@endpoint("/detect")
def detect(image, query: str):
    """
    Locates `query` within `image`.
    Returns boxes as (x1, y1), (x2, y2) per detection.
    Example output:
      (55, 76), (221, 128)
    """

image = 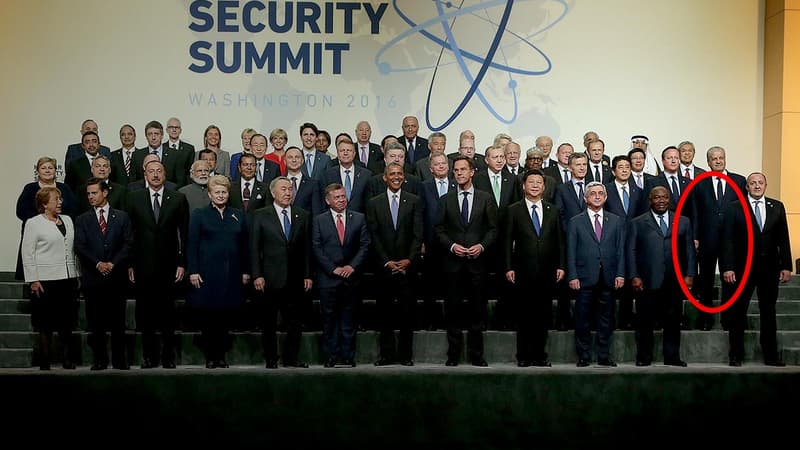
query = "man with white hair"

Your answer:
(179, 160), (212, 211)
